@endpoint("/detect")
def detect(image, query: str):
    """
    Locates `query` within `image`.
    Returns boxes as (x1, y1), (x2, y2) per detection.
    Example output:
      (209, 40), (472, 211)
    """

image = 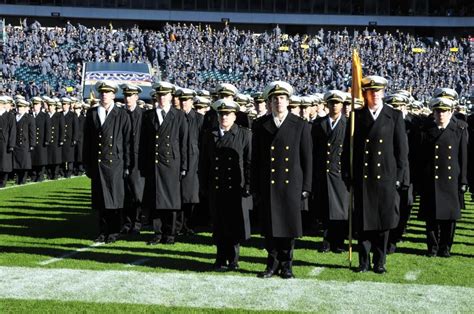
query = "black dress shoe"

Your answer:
(119, 227), (130, 235)
(439, 250), (451, 258)
(212, 264), (228, 272)
(129, 228), (140, 235)
(94, 234), (106, 243)
(258, 269), (276, 278)
(426, 251), (437, 257)
(106, 234), (119, 244)
(146, 235), (162, 245)
(356, 265), (369, 273)
(184, 228), (195, 236)
(332, 247), (346, 254)
(161, 237), (175, 244)
(318, 241), (330, 253)
(227, 263), (239, 271)
(373, 266), (387, 274)
(280, 269), (295, 279)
